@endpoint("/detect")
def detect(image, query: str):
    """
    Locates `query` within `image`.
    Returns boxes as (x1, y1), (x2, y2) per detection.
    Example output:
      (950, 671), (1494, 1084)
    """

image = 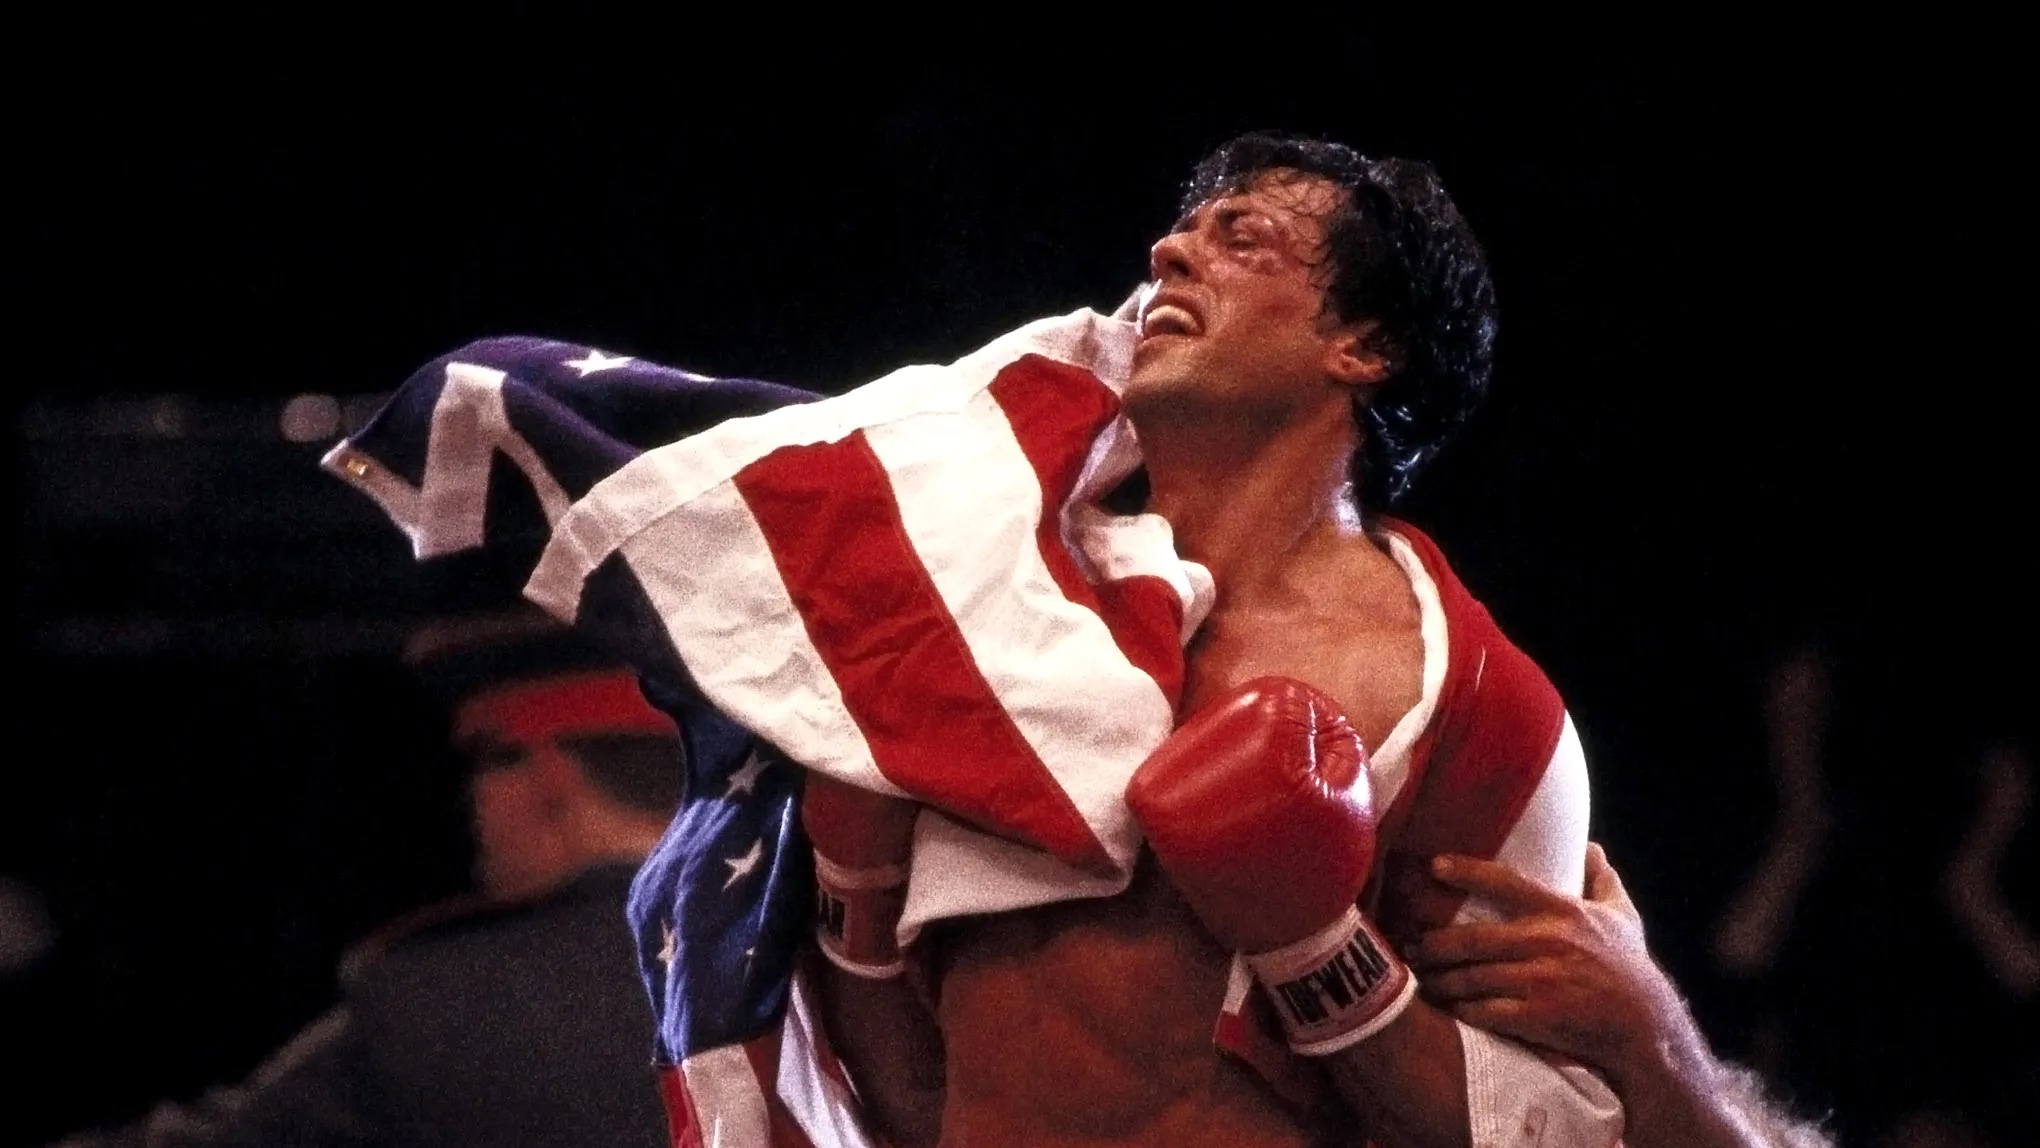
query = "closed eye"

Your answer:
(1218, 206), (1284, 251)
